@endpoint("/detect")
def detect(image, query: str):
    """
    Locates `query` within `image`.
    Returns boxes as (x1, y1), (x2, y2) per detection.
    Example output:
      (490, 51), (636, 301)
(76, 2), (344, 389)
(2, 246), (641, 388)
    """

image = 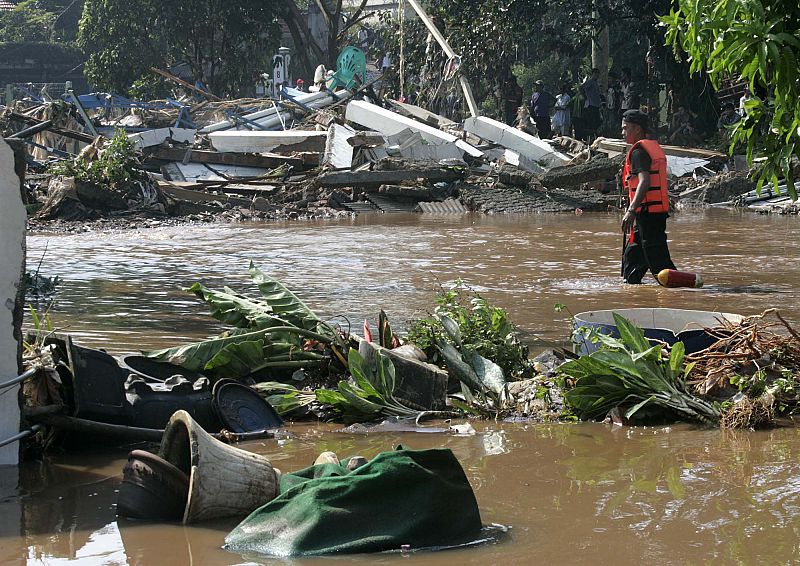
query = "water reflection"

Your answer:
(26, 210), (800, 354)
(15, 210), (800, 564)
(4, 423), (800, 565)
